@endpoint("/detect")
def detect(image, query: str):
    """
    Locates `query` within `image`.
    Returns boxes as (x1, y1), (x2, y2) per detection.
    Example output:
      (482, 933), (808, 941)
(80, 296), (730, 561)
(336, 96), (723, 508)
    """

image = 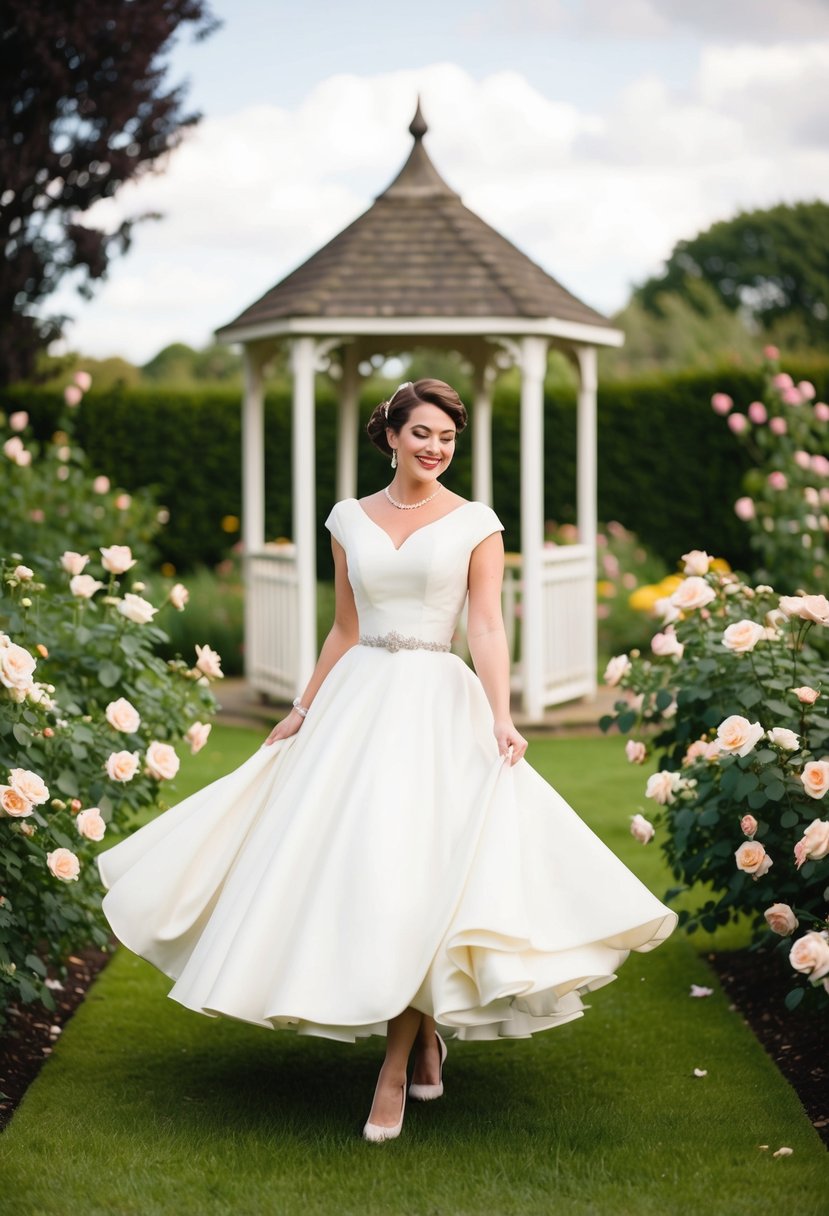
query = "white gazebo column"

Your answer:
(291, 335), (318, 688)
(576, 343), (598, 693)
(471, 358), (494, 506)
(337, 342), (359, 503)
(241, 346), (265, 685)
(519, 334), (549, 719)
